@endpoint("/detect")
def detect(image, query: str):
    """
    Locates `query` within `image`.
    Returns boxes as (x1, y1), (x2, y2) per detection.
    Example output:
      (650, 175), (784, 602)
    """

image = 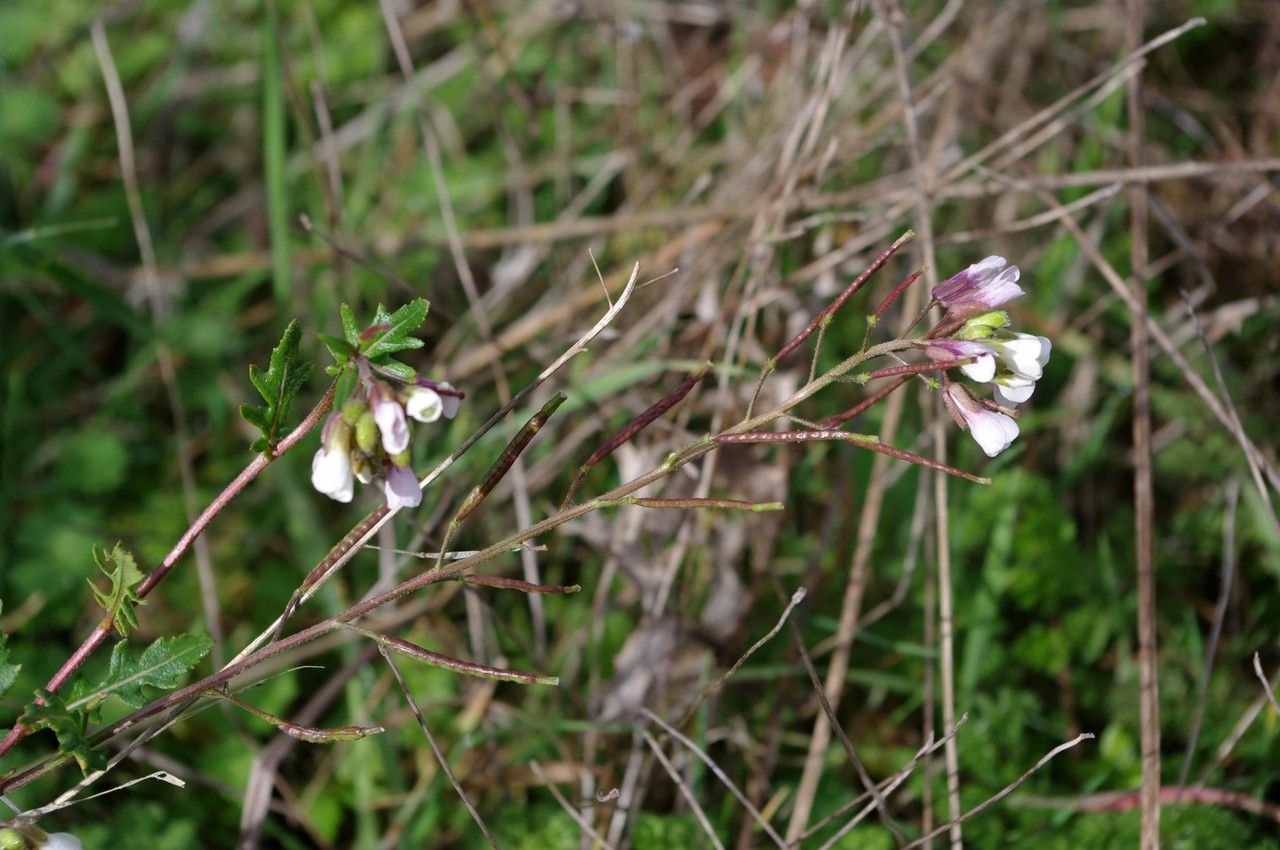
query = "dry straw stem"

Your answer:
(900, 734), (1095, 850)
(1124, 5), (1161, 845)
(1253, 653), (1280, 717)
(378, 645), (501, 850)
(642, 708), (787, 849)
(642, 732), (727, 850)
